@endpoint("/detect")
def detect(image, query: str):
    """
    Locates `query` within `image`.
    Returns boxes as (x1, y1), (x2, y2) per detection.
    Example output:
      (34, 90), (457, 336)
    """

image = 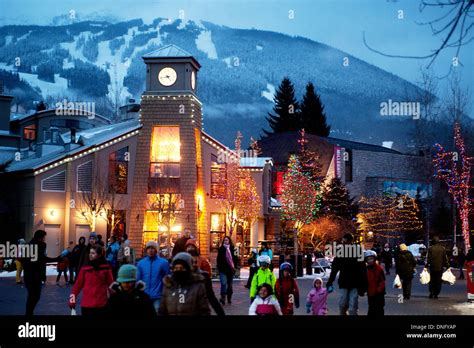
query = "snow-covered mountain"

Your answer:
(0, 18), (427, 148)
